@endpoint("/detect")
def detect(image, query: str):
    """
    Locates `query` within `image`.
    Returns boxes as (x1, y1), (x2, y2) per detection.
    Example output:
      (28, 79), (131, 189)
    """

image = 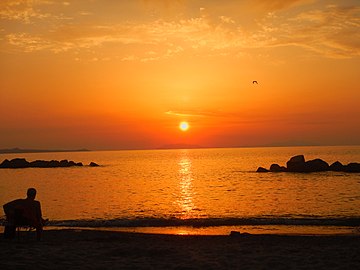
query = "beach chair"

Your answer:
(3, 209), (36, 240)
(15, 210), (37, 239)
